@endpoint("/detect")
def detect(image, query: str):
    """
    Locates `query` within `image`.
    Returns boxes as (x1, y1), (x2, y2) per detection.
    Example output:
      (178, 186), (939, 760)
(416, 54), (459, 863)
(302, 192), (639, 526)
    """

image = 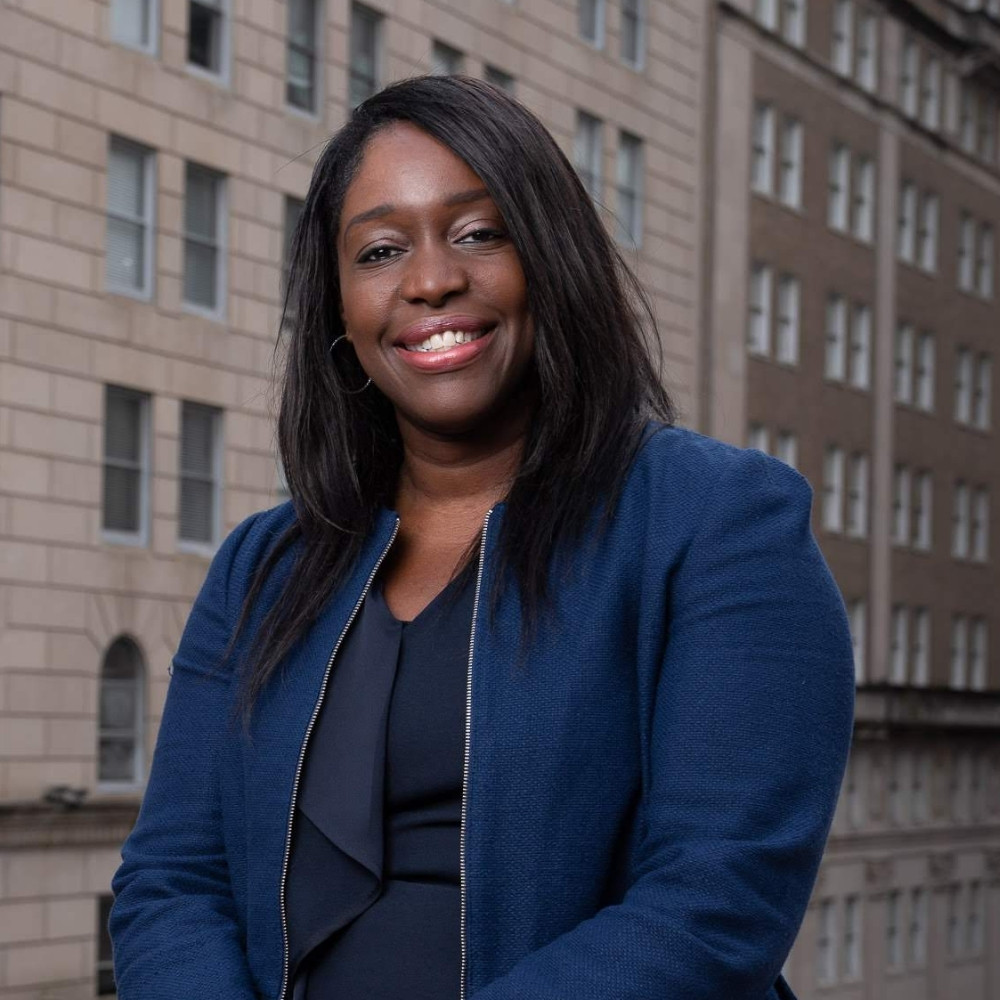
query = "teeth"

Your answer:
(404, 329), (487, 352)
